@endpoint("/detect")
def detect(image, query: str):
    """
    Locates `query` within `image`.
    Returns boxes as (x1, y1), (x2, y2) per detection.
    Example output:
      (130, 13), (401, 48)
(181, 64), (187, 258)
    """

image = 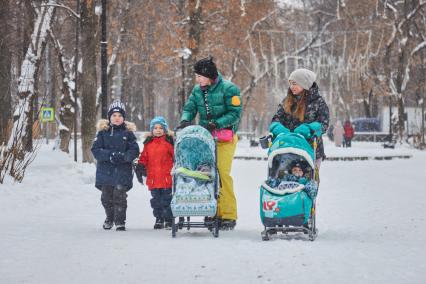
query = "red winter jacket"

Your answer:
(138, 135), (174, 190)
(343, 121), (354, 138)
